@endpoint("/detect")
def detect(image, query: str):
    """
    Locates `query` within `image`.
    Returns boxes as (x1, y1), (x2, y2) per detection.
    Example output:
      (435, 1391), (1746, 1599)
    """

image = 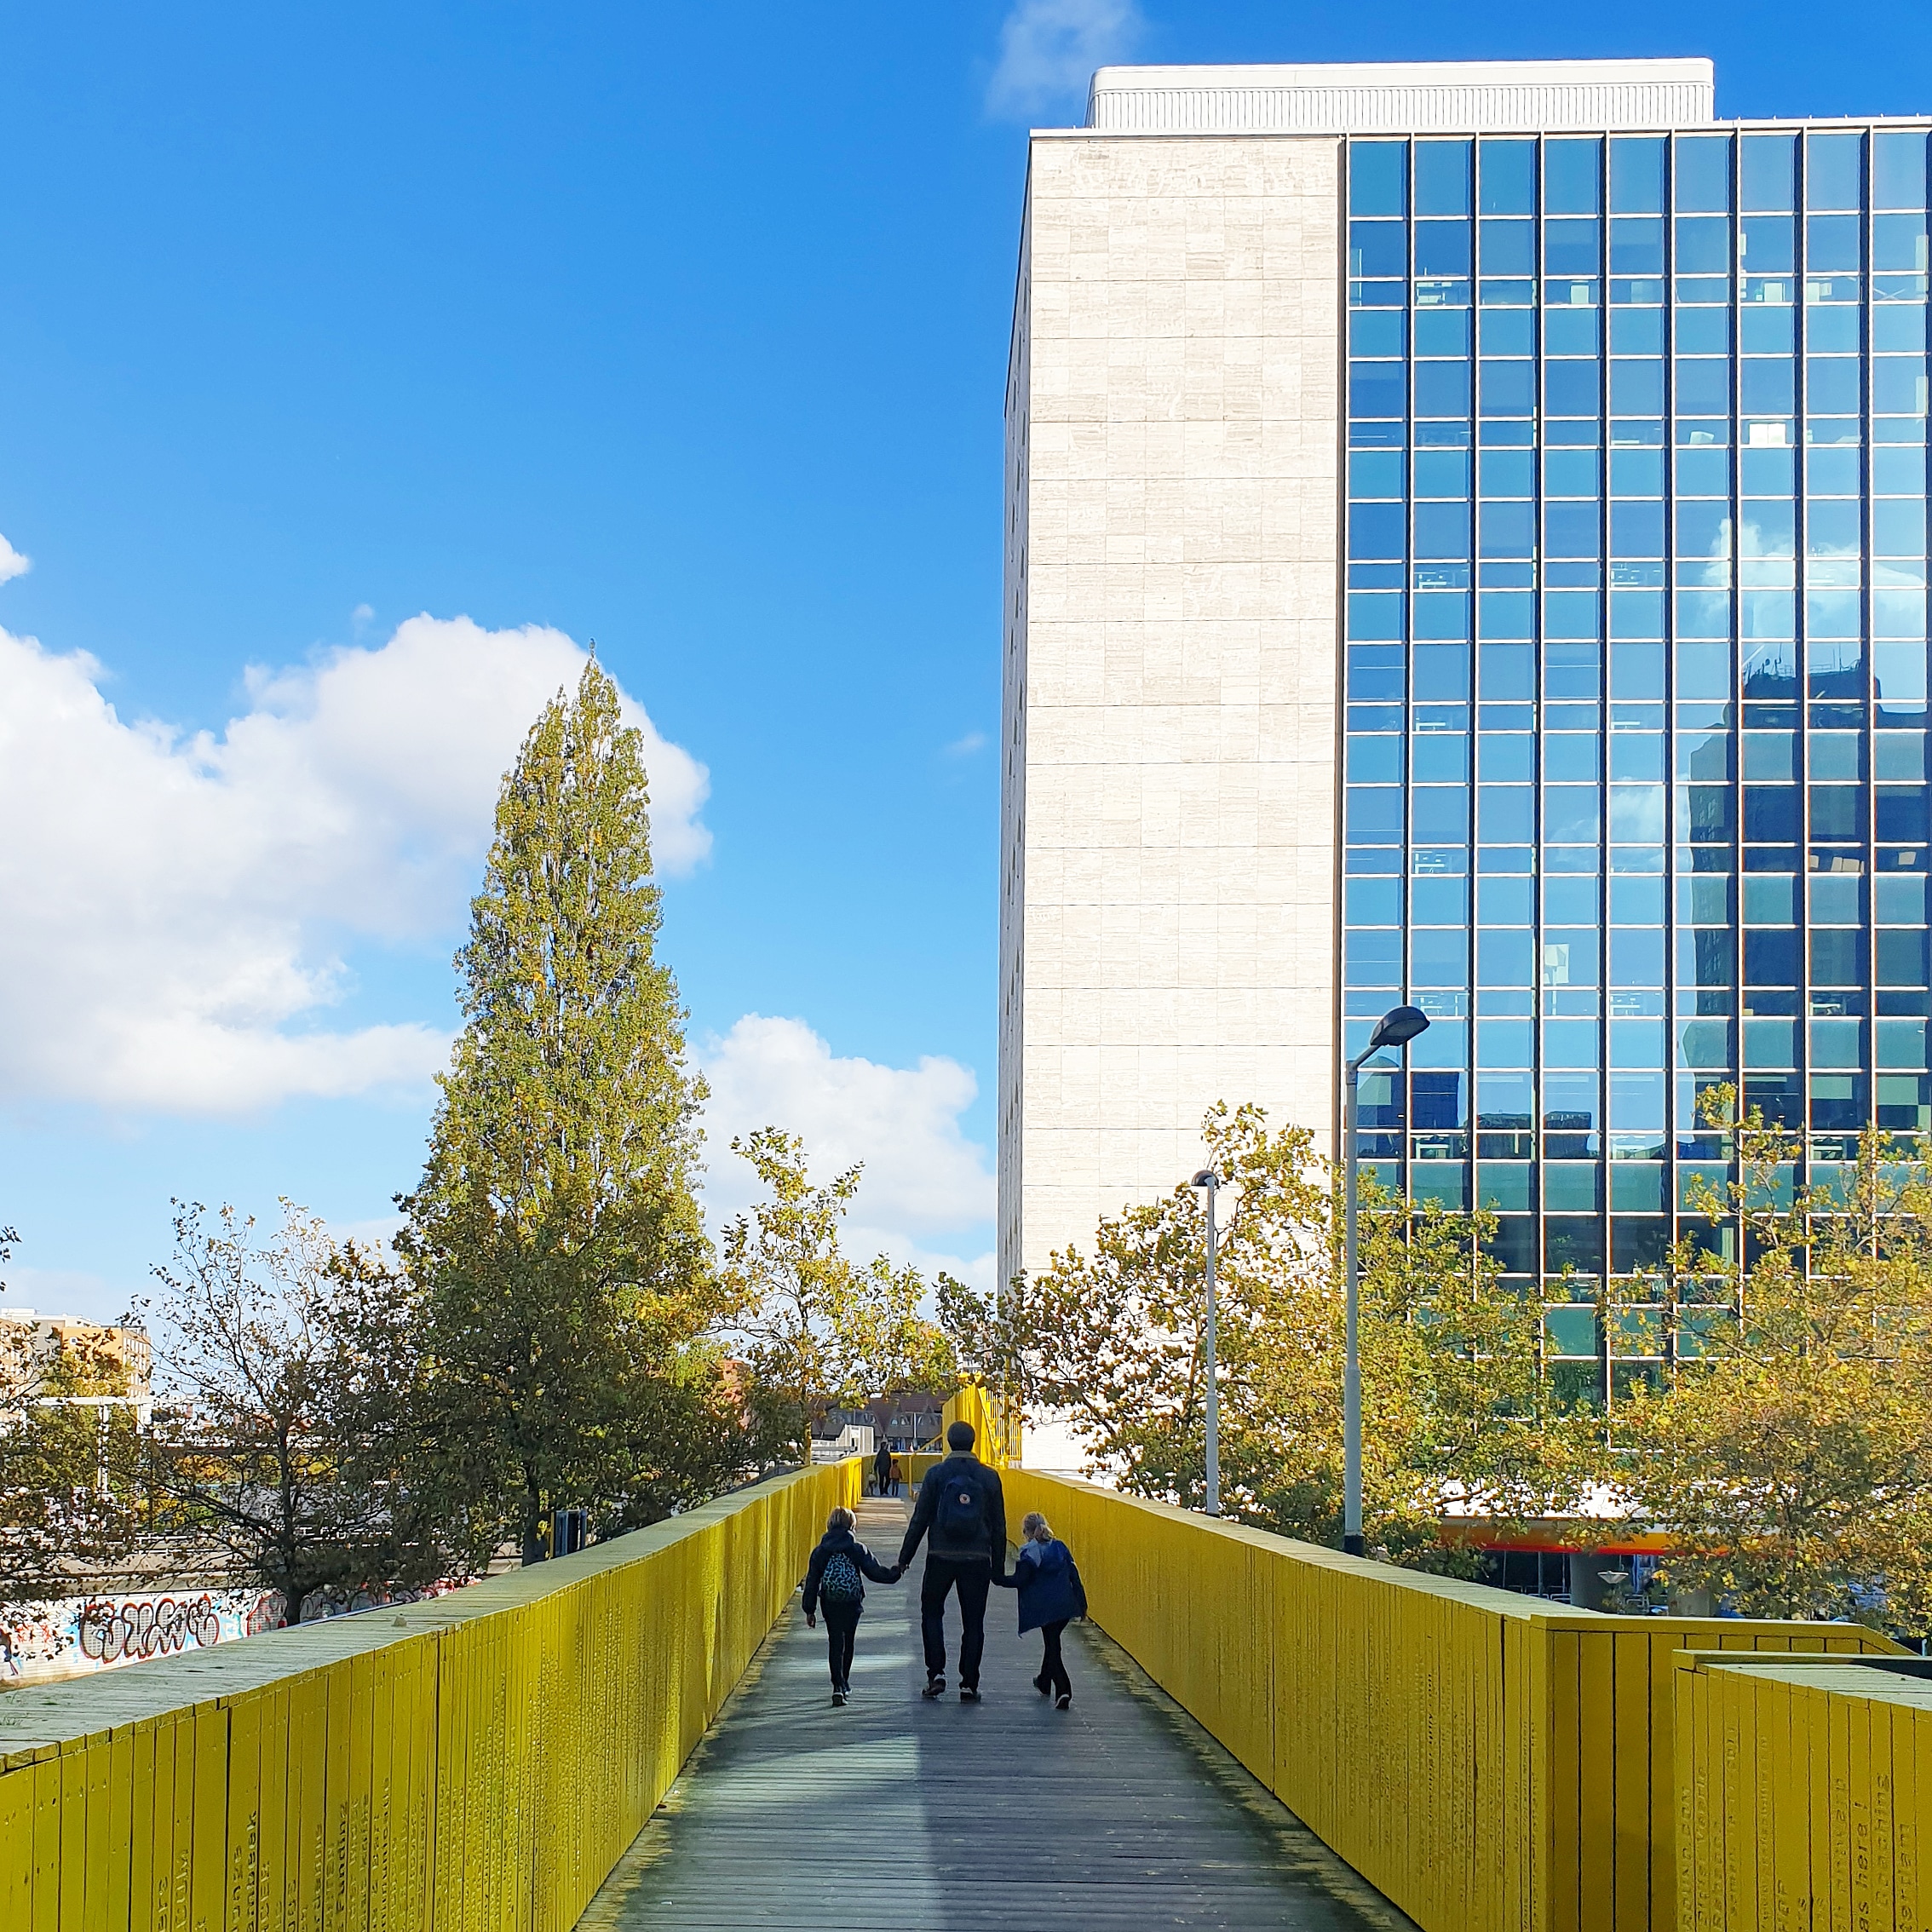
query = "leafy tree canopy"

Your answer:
(946, 1103), (1590, 1563)
(400, 660), (736, 1564)
(722, 1127), (957, 1461)
(1612, 1088), (1932, 1626)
